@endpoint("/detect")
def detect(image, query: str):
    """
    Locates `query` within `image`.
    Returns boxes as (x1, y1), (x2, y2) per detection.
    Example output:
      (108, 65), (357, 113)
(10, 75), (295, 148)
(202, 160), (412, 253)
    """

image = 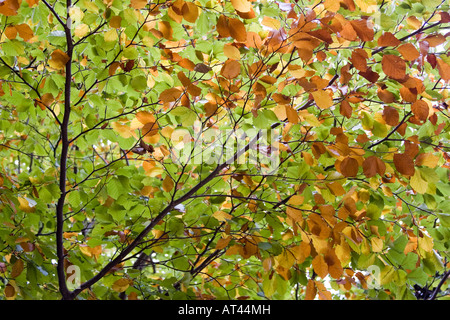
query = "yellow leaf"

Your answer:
(415, 153), (439, 168)
(75, 24), (90, 38)
(275, 249), (296, 269)
(223, 44), (241, 60)
(261, 16), (280, 30)
(104, 28), (118, 42)
(18, 197), (36, 213)
(162, 175), (174, 192)
(353, 0), (377, 13)
(69, 6), (84, 22)
(111, 121), (133, 138)
(410, 170), (428, 194)
(213, 210), (233, 222)
(418, 235), (434, 253)
(112, 278), (131, 292)
(288, 195), (304, 206)
(311, 90), (333, 109)
(48, 49), (70, 70)
(371, 237), (383, 252)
